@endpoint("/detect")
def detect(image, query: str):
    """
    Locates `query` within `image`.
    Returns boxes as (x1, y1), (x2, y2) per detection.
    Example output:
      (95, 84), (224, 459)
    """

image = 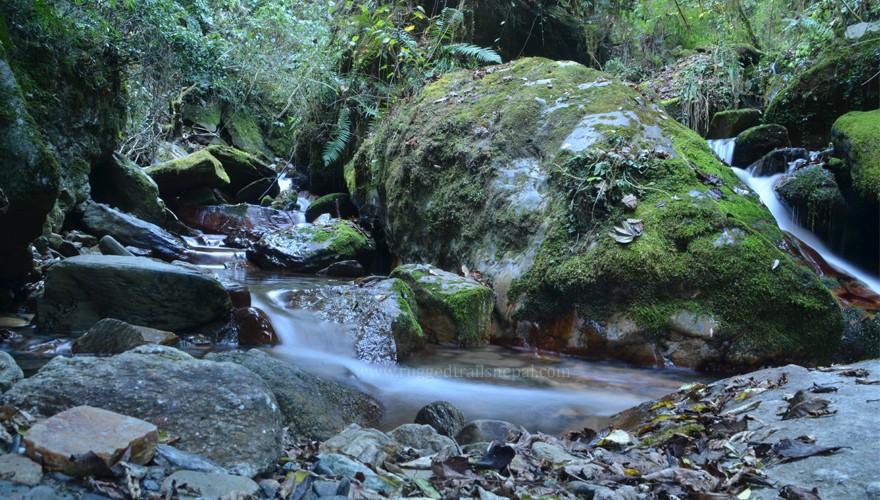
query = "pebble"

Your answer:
(0, 454), (42, 486)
